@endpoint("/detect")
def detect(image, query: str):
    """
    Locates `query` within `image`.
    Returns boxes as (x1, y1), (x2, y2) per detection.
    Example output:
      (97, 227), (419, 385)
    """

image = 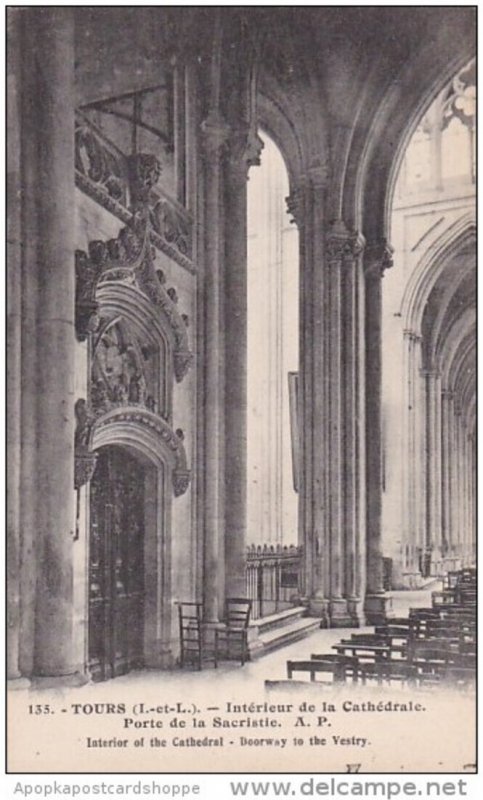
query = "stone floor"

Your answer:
(10, 582), (476, 774)
(66, 585), (443, 694)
